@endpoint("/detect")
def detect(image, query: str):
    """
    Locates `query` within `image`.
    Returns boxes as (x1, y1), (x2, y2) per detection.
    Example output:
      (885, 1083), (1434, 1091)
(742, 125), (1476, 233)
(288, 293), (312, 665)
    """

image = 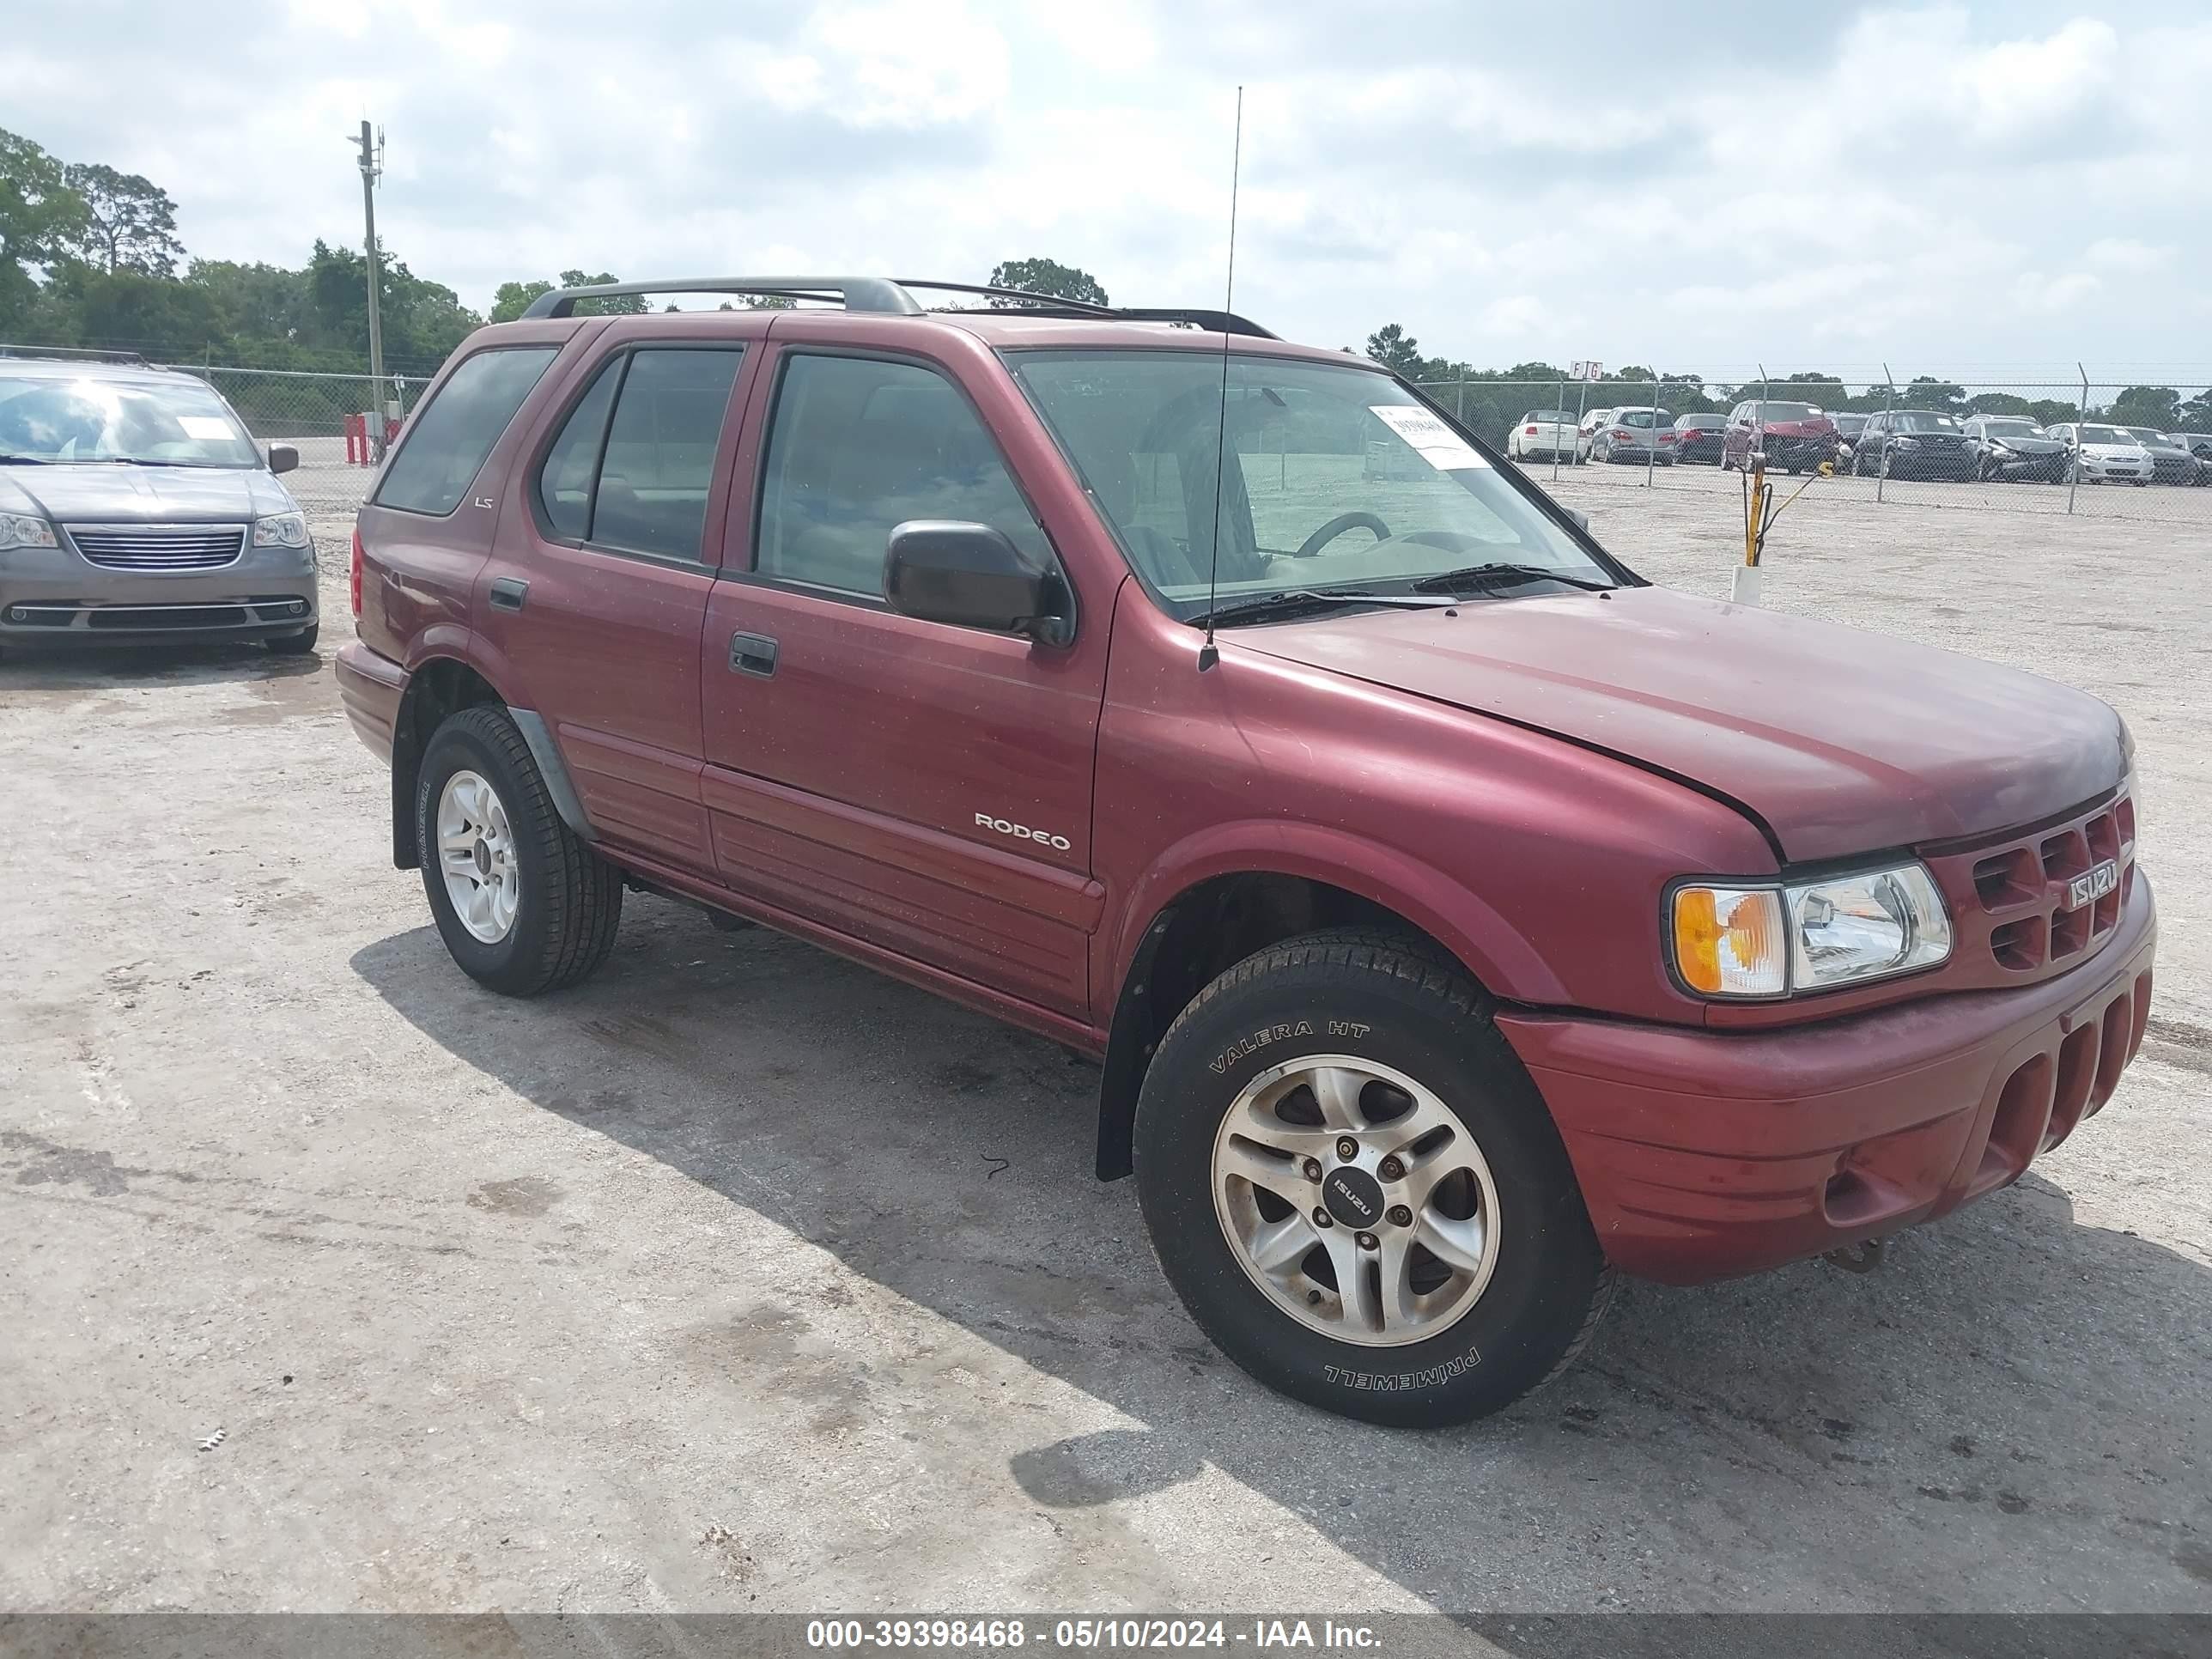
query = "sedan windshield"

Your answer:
(2080, 425), (2132, 444)
(1008, 350), (1618, 619)
(1982, 419), (2045, 437)
(1891, 411), (1960, 432)
(1613, 409), (1670, 428)
(0, 374), (258, 467)
(1522, 410), (1574, 423)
